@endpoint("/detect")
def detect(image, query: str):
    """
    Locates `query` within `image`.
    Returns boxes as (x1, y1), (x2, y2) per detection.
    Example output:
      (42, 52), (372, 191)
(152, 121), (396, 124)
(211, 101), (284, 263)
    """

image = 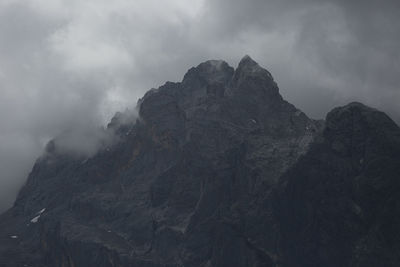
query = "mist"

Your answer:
(0, 0), (399, 212)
